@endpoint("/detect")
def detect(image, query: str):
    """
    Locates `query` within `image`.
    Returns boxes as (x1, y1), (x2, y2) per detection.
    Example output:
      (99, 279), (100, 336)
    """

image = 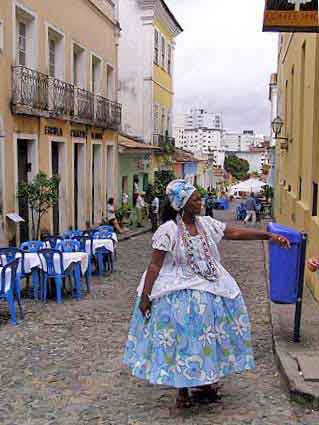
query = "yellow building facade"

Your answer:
(0, 0), (121, 243)
(152, 3), (182, 176)
(275, 33), (319, 299)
